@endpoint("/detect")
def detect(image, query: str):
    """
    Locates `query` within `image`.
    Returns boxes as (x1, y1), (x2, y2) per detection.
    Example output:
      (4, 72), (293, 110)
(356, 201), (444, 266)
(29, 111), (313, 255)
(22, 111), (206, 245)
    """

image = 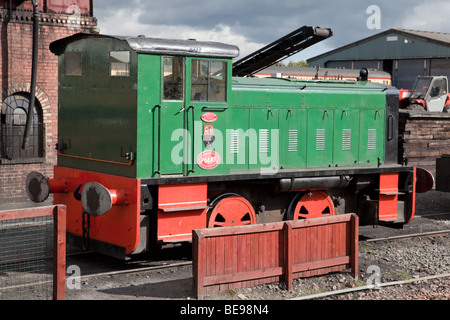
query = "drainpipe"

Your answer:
(22, 0), (39, 149)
